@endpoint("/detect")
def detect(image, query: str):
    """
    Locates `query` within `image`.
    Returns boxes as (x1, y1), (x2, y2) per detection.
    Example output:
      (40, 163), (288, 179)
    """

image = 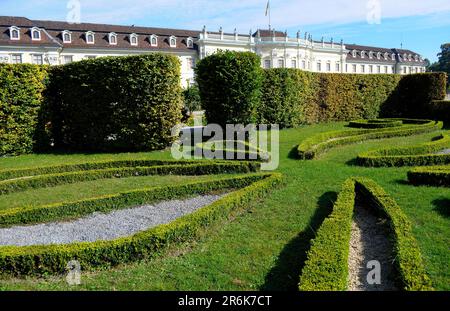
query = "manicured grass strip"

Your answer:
(356, 132), (450, 167)
(297, 119), (443, 159)
(0, 173), (282, 276)
(0, 162), (259, 195)
(299, 177), (433, 291)
(0, 159), (239, 181)
(349, 119), (403, 129)
(0, 174), (268, 227)
(407, 166), (450, 187)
